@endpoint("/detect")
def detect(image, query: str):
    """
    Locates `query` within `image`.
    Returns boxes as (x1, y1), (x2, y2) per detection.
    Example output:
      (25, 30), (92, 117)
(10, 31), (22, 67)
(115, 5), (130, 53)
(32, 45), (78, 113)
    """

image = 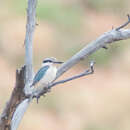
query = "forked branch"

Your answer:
(32, 14), (130, 99)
